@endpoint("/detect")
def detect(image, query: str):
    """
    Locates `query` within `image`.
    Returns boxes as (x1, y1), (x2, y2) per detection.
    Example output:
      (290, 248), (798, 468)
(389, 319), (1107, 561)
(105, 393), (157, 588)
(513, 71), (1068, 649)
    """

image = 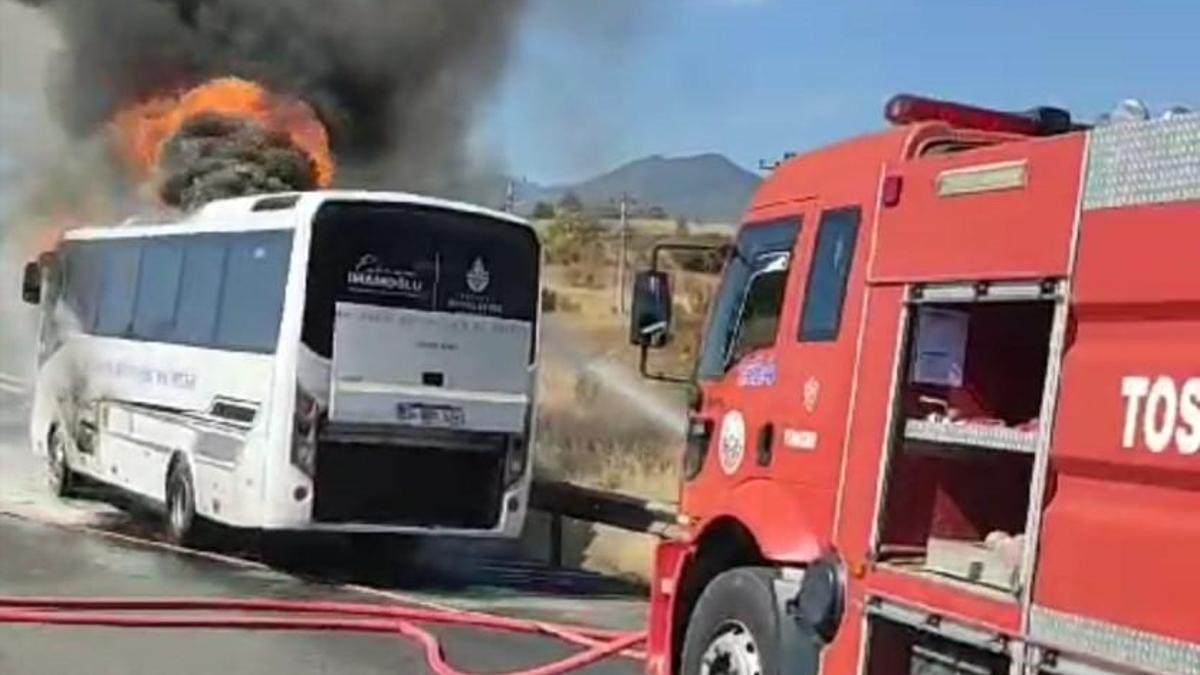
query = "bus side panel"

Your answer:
(259, 202), (311, 530)
(28, 339), (71, 461)
(55, 336), (279, 528)
(1035, 203), (1200, 646)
